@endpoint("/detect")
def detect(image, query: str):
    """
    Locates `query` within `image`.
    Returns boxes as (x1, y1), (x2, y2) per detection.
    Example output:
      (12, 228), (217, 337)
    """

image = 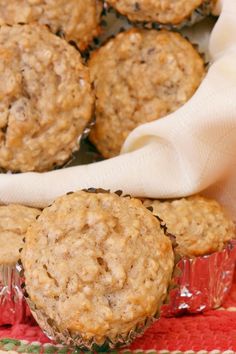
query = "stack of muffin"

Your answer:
(0, 0), (234, 351)
(0, 0), (213, 172)
(2, 191), (235, 350)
